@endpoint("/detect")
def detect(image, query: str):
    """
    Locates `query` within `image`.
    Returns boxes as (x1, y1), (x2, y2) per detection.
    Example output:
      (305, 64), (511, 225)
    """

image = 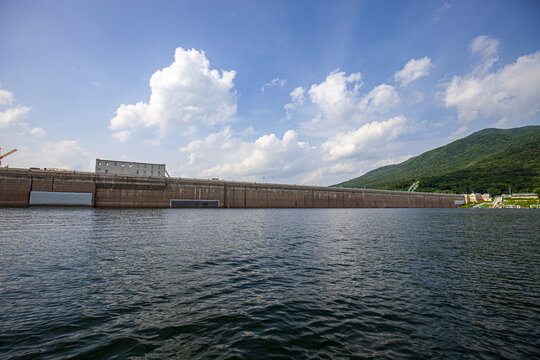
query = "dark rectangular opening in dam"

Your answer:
(170, 199), (220, 208)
